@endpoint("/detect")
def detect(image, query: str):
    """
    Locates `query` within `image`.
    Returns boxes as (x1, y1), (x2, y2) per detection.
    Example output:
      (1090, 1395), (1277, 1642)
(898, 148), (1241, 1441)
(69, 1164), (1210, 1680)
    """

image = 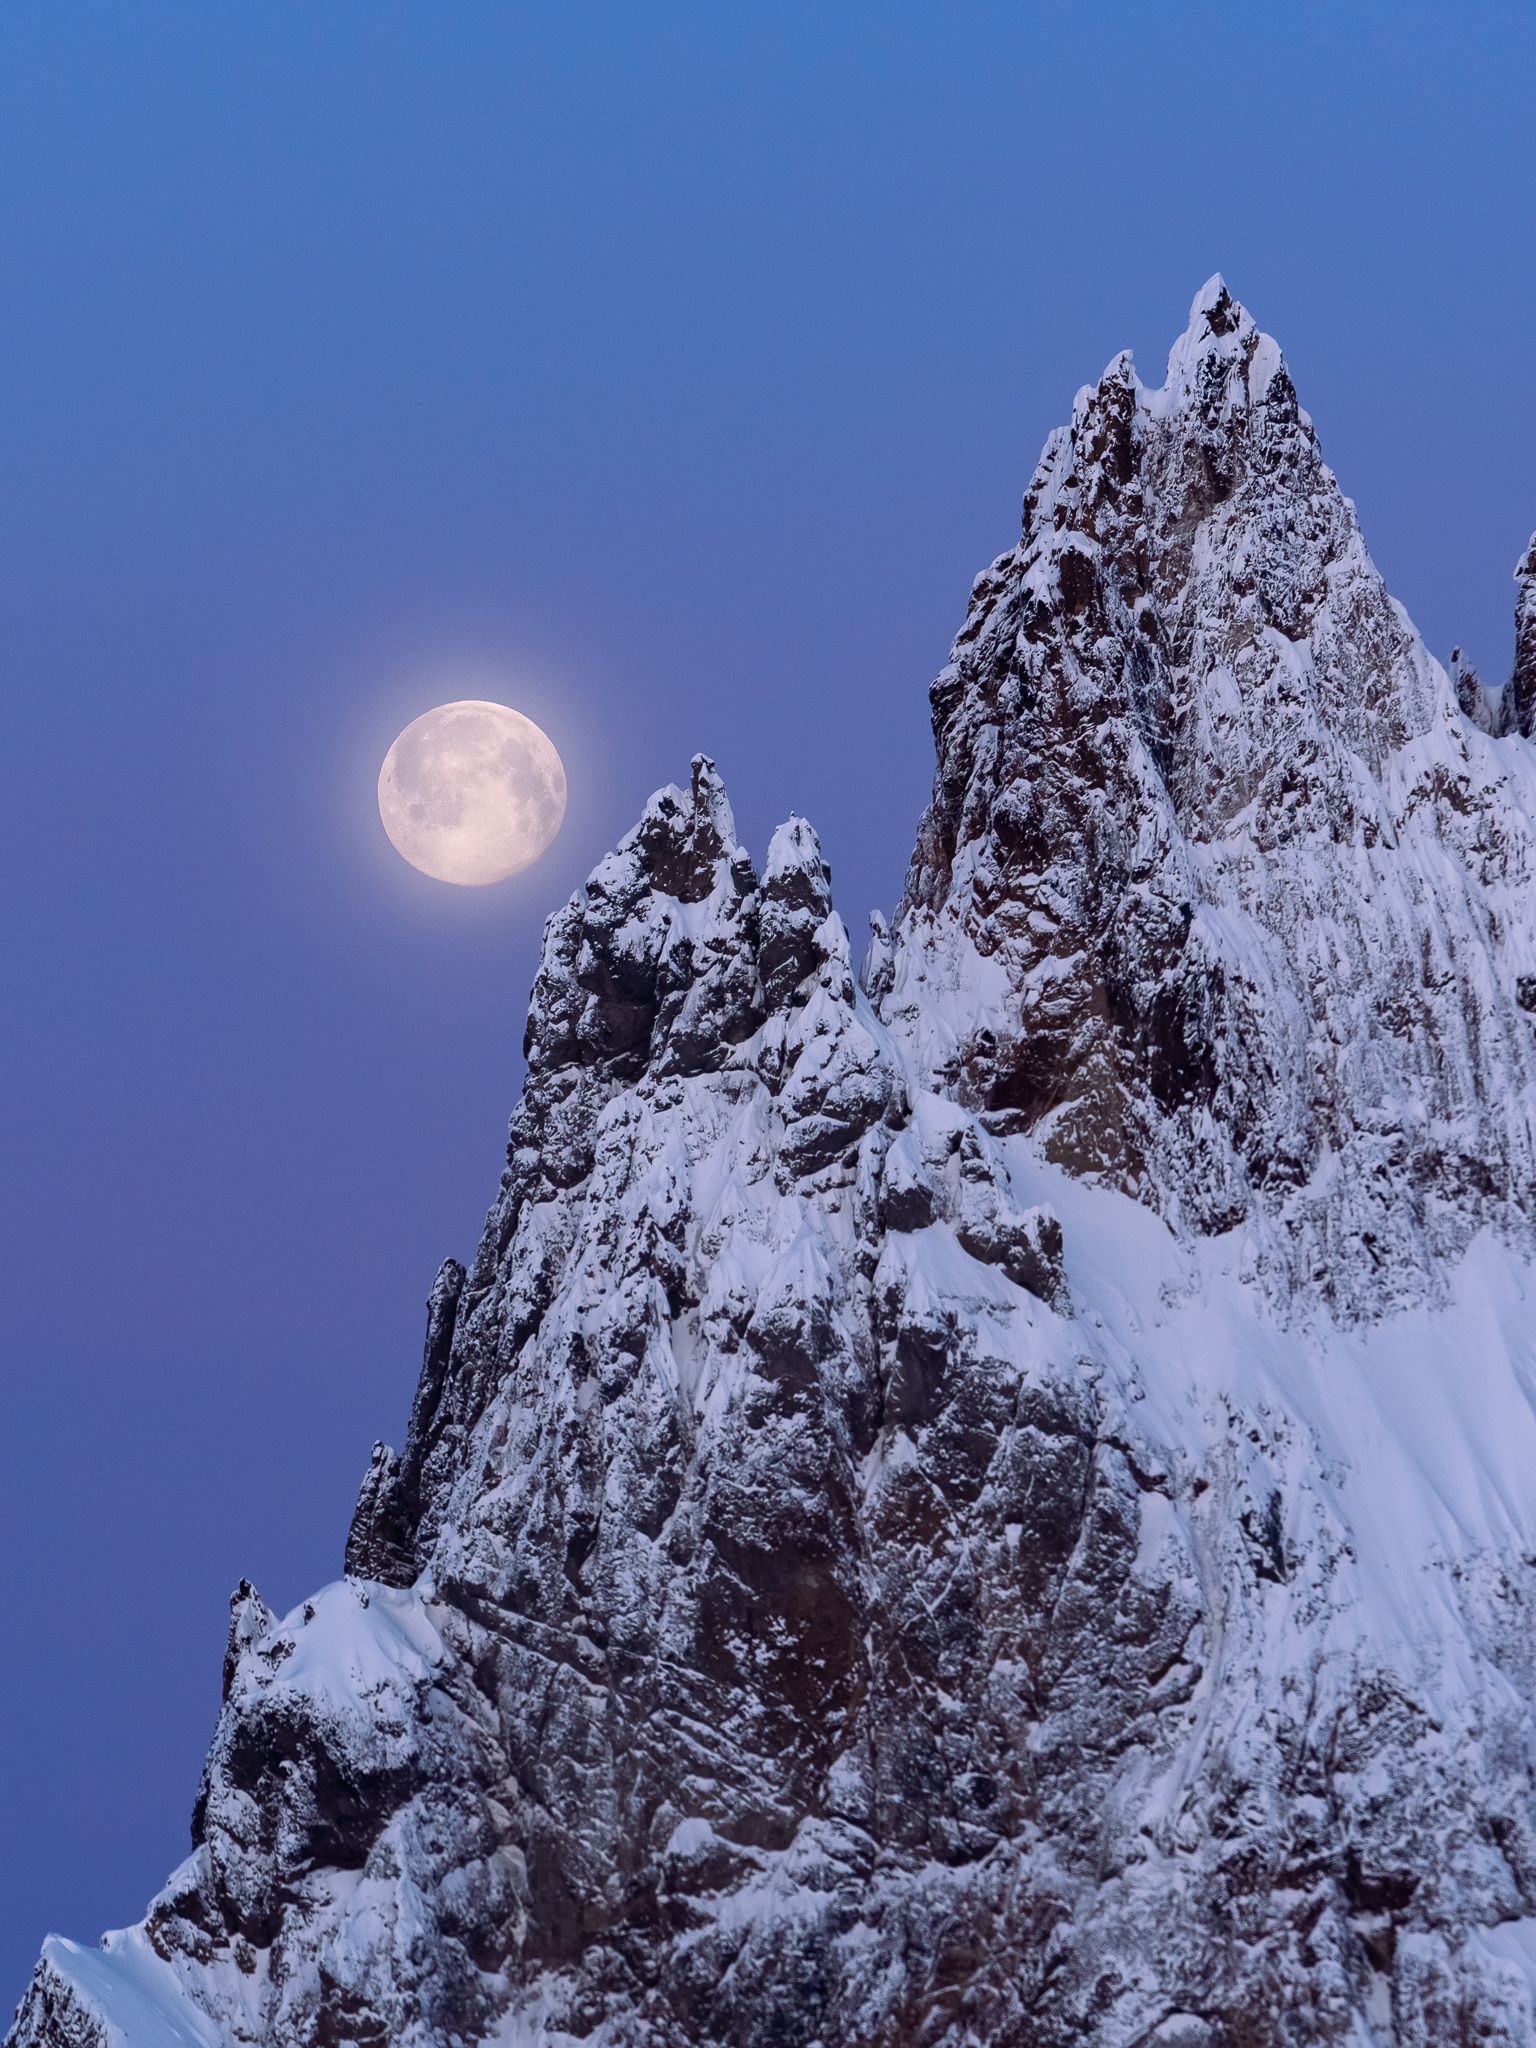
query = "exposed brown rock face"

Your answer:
(12, 285), (1536, 2048)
